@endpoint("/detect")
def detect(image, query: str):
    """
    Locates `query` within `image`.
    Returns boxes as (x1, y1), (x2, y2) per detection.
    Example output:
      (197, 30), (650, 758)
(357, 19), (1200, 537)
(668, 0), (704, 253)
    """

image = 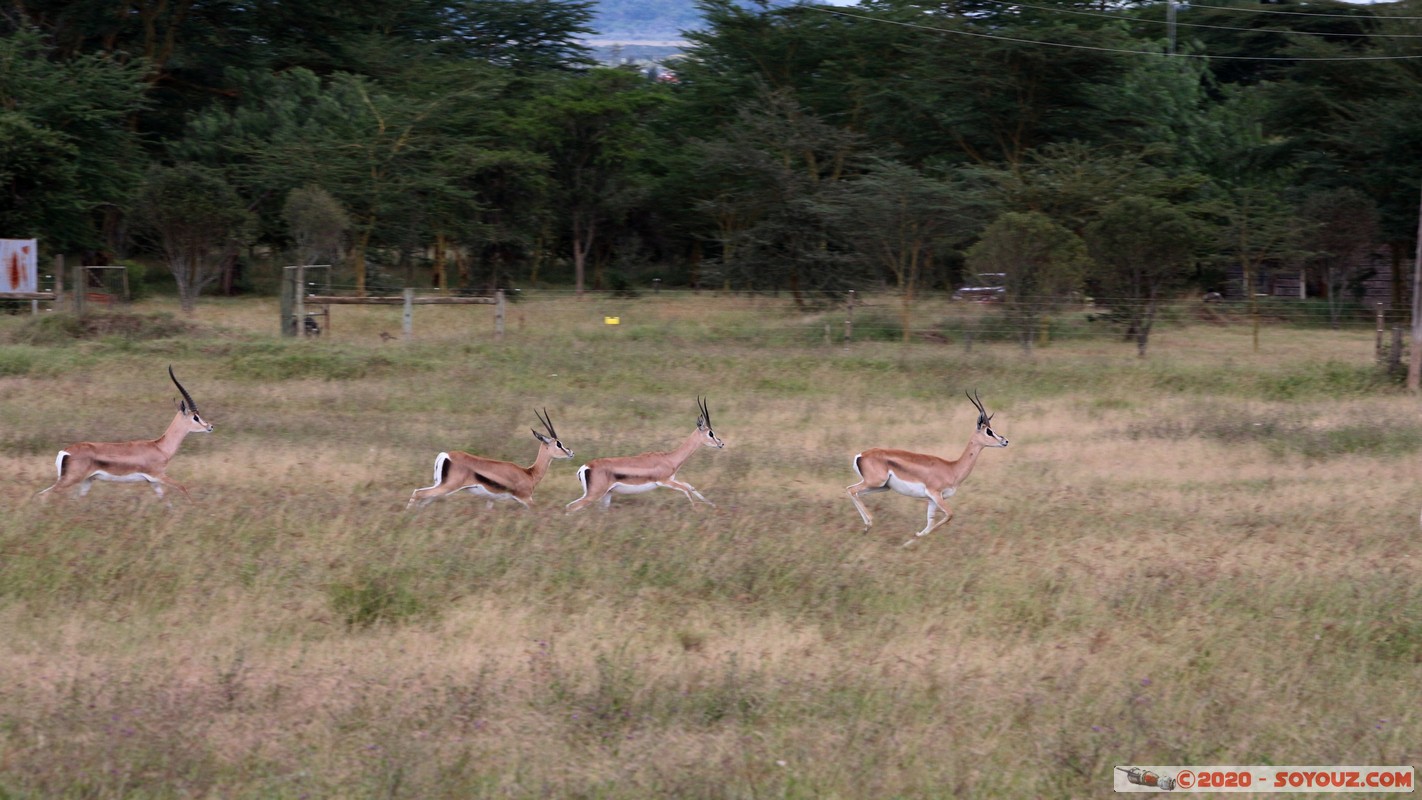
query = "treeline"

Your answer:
(4, 0), (1422, 348)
